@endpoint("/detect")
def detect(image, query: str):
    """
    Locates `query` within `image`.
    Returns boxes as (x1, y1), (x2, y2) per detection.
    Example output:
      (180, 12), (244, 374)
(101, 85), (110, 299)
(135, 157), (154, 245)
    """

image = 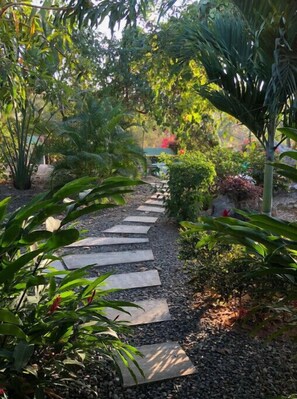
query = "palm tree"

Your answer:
(169, 0), (297, 214)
